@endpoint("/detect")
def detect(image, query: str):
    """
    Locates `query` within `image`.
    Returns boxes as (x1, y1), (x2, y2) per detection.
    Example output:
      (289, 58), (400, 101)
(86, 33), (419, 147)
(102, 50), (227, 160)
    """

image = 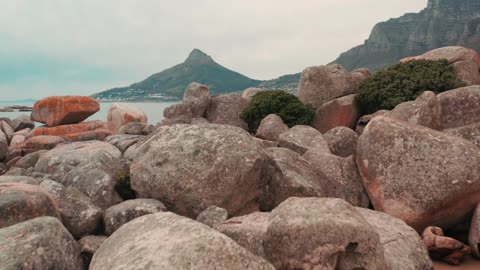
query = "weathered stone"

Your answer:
(9, 134), (25, 149)
(196, 205), (228, 228)
(298, 64), (356, 109)
(11, 114), (34, 131)
(0, 163), (5, 176)
(242, 87), (263, 102)
(357, 208), (434, 270)
(118, 122), (151, 135)
(469, 202), (480, 259)
(40, 180), (102, 238)
(438, 85), (480, 129)
(446, 122), (480, 148)
(0, 120), (14, 143)
(255, 114), (289, 141)
(205, 93), (249, 130)
(453, 60), (480, 85)
(215, 212), (270, 258)
(17, 135), (70, 155)
(388, 91), (442, 130)
(262, 147), (327, 210)
(103, 198), (166, 236)
(89, 212), (275, 270)
(131, 124), (264, 218)
(15, 150), (48, 169)
(314, 94), (361, 133)
(351, 68), (371, 88)
(32, 96), (100, 126)
(422, 226), (471, 265)
(304, 151), (370, 207)
(0, 182), (60, 228)
(355, 110), (389, 135)
(78, 235), (107, 269)
(0, 175), (40, 185)
(32, 120), (111, 141)
(323, 126), (358, 157)
(405, 46), (480, 66)
(357, 116), (480, 231)
(277, 125), (330, 155)
(14, 127), (31, 136)
(107, 103), (148, 132)
(105, 134), (142, 153)
(0, 217), (83, 270)
(162, 103), (192, 120)
(0, 130), (7, 161)
(264, 197), (387, 270)
(5, 156), (21, 169)
(253, 137), (278, 149)
(183, 82), (210, 117)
